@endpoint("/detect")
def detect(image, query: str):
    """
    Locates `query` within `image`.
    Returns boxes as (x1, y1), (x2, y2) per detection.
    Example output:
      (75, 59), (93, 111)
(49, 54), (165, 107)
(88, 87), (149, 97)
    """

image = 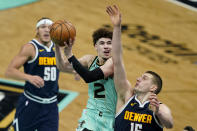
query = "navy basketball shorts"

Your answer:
(11, 94), (58, 131)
